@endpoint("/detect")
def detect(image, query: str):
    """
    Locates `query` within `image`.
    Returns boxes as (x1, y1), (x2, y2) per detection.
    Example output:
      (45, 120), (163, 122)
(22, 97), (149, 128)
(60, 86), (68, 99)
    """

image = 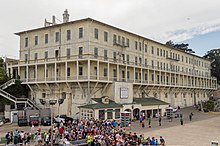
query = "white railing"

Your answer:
(0, 88), (39, 110)
(0, 79), (16, 89)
